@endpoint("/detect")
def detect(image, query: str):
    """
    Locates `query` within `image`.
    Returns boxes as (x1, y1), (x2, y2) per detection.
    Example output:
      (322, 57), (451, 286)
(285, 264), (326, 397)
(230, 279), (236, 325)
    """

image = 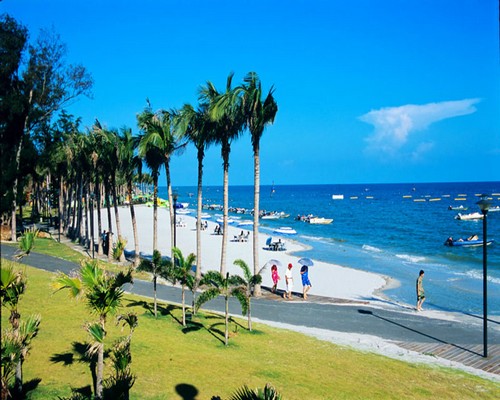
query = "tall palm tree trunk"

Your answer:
(96, 179), (103, 255)
(105, 184), (113, 261)
(225, 293), (229, 346)
(153, 174), (158, 251)
(111, 176), (125, 262)
(127, 182), (140, 267)
(58, 176), (64, 241)
(165, 160), (175, 262)
(220, 145), (230, 276)
(253, 145), (262, 296)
